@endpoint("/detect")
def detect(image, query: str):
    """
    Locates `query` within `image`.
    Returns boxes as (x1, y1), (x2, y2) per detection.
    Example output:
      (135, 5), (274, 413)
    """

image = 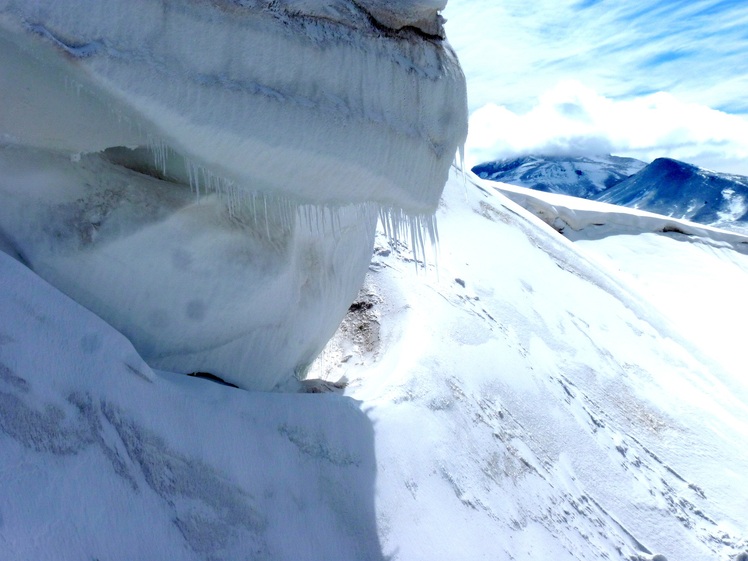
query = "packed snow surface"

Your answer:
(0, 0), (467, 389)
